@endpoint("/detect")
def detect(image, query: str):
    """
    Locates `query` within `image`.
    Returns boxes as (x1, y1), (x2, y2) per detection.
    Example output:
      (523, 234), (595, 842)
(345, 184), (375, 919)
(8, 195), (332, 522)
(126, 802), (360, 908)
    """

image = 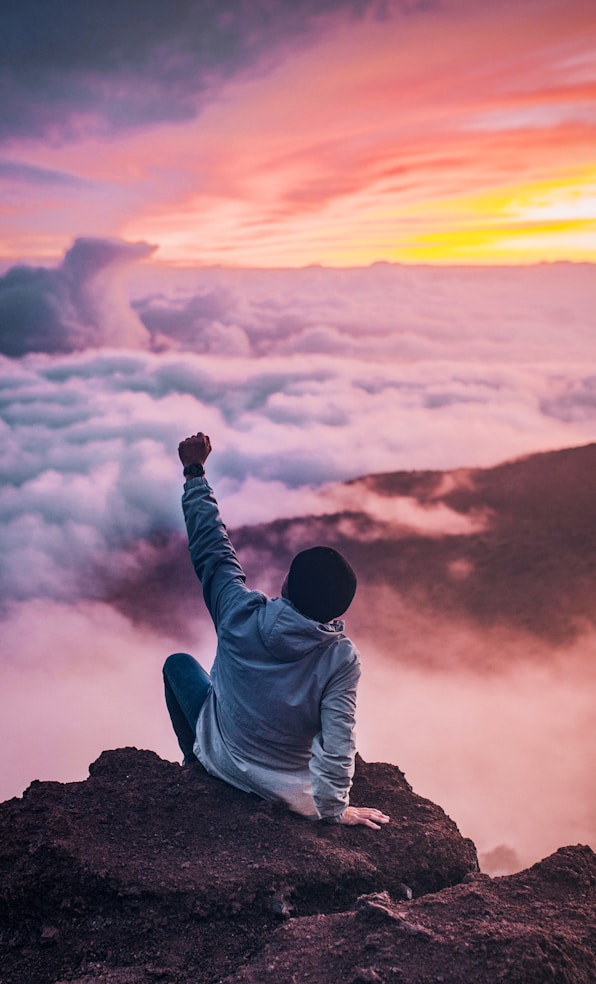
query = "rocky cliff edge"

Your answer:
(0, 748), (593, 984)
